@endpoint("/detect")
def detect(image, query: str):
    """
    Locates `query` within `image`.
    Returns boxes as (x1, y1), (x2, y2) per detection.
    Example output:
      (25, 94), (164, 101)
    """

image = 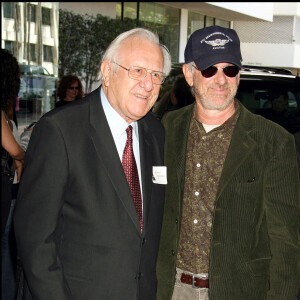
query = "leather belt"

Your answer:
(180, 273), (209, 288)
